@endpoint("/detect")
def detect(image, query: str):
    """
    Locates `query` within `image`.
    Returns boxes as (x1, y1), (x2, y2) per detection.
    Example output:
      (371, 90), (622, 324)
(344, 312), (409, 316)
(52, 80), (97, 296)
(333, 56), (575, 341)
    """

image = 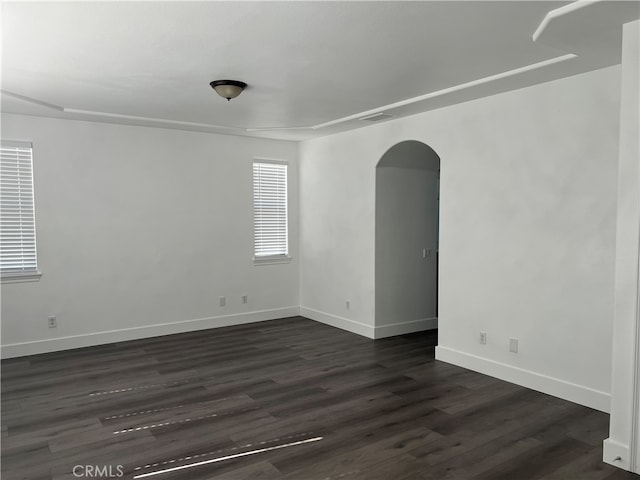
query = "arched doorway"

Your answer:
(375, 140), (440, 335)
